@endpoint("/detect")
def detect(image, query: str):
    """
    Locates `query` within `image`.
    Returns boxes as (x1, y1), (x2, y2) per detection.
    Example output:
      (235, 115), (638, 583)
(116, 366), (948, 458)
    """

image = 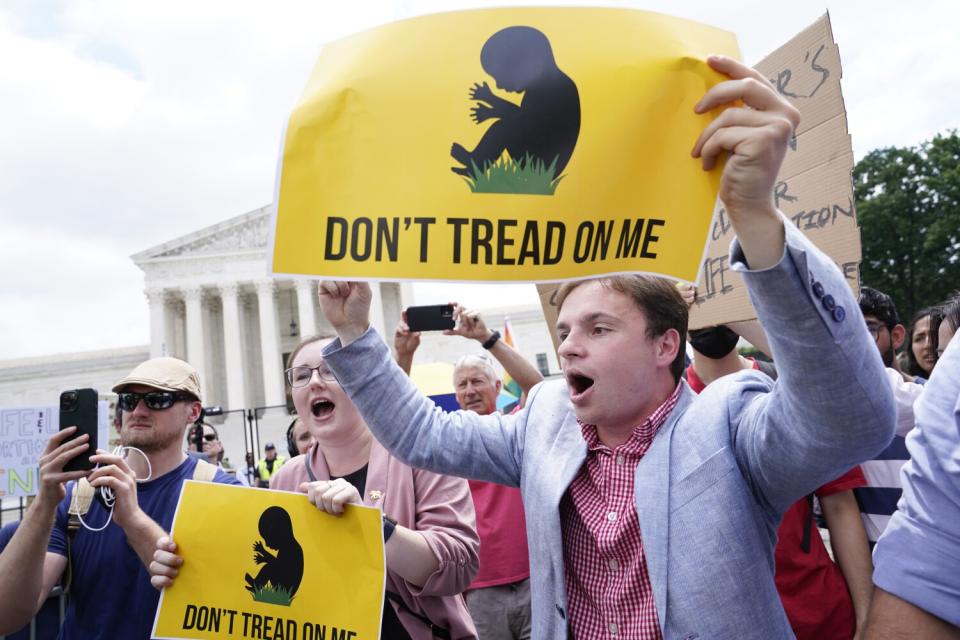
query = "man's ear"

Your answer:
(659, 329), (681, 368)
(891, 324), (907, 350)
(187, 401), (202, 424)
